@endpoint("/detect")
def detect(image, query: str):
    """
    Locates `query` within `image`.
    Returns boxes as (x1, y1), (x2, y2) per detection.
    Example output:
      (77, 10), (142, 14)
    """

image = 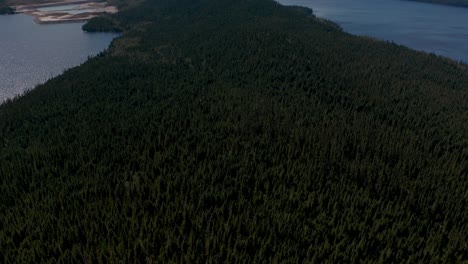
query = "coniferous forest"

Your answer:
(1, 0), (467, 262)
(0, 0), (14, 14)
